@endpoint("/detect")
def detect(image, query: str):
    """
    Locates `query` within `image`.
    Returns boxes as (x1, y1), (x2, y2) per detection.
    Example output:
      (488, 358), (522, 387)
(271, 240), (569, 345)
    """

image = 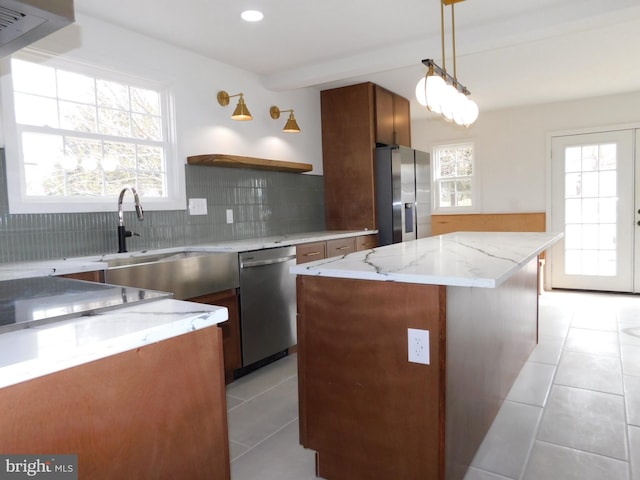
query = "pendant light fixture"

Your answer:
(269, 106), (301, 133)
(416, 0), (478, 127)
(217, 90), (253, 121)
